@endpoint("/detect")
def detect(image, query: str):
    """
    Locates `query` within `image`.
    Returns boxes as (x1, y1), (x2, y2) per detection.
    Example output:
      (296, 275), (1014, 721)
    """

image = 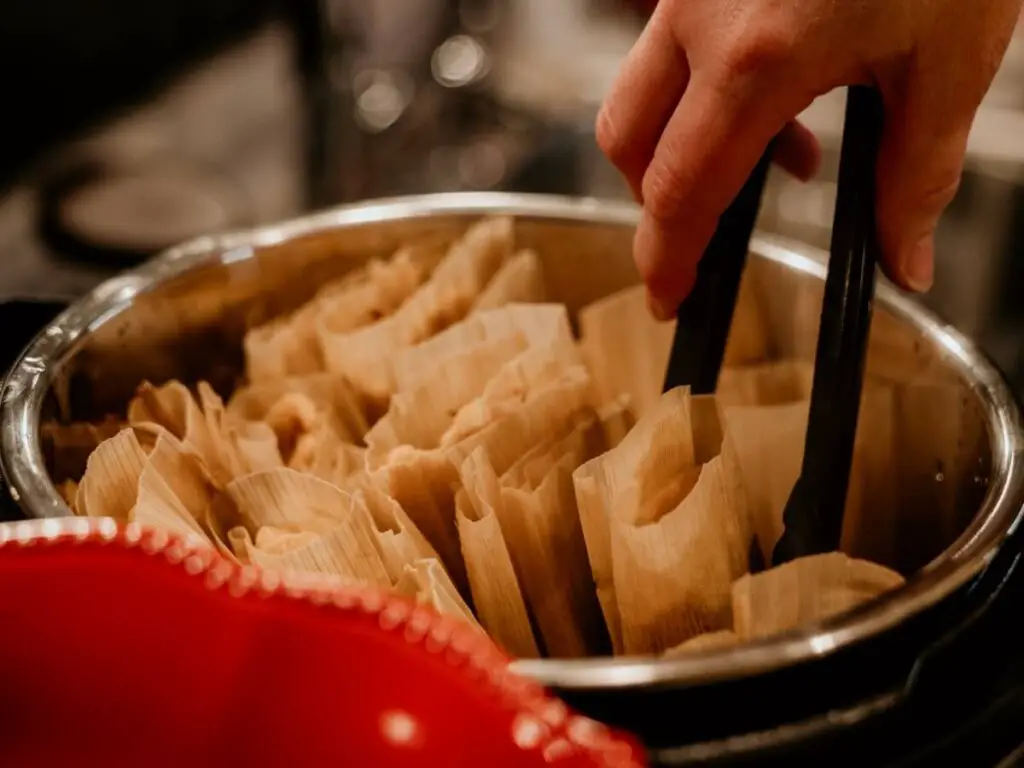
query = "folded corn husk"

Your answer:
(366, 302), (574, 468)
(228, 373), (368, 449)
(355, 475), (441, 584)
(720, 374), (977, 573)
(457, 402), (629, 659)
(288, 427), (367, 489)
(317, 217), (514, 412)
(471, 248), (547, 311)
(127, 380), (284, 488)
(369, 304), (585, 590)
(364, 332), (527, 467)
(663, 630), (740, 658)
(243, 239), (446, 382)
(579, 285), (673, 419)
(456, 453), (539, 658)
(392, 302), (573, 396)
(223, 467), (440, 590)
(74, 428), (214, 546)
(732, 552), (904, 640)
(574, 387), (751, 655)
(394, 558), (481, 628)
